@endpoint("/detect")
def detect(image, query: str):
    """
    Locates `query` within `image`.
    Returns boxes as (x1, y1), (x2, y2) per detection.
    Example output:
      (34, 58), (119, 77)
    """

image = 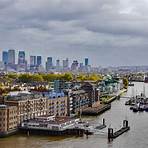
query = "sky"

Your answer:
(0, 0), (148, 67)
